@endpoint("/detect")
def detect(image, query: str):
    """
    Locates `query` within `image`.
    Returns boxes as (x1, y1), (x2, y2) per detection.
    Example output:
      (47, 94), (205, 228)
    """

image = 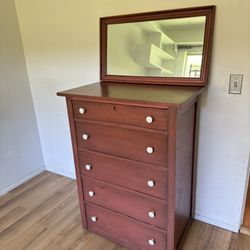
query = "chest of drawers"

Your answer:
(58, 82), (202, 250)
